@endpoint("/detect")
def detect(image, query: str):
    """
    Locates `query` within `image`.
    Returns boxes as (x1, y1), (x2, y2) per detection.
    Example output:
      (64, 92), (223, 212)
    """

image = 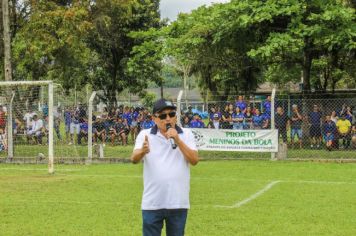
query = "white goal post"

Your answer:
(0, 80), (54, 174)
